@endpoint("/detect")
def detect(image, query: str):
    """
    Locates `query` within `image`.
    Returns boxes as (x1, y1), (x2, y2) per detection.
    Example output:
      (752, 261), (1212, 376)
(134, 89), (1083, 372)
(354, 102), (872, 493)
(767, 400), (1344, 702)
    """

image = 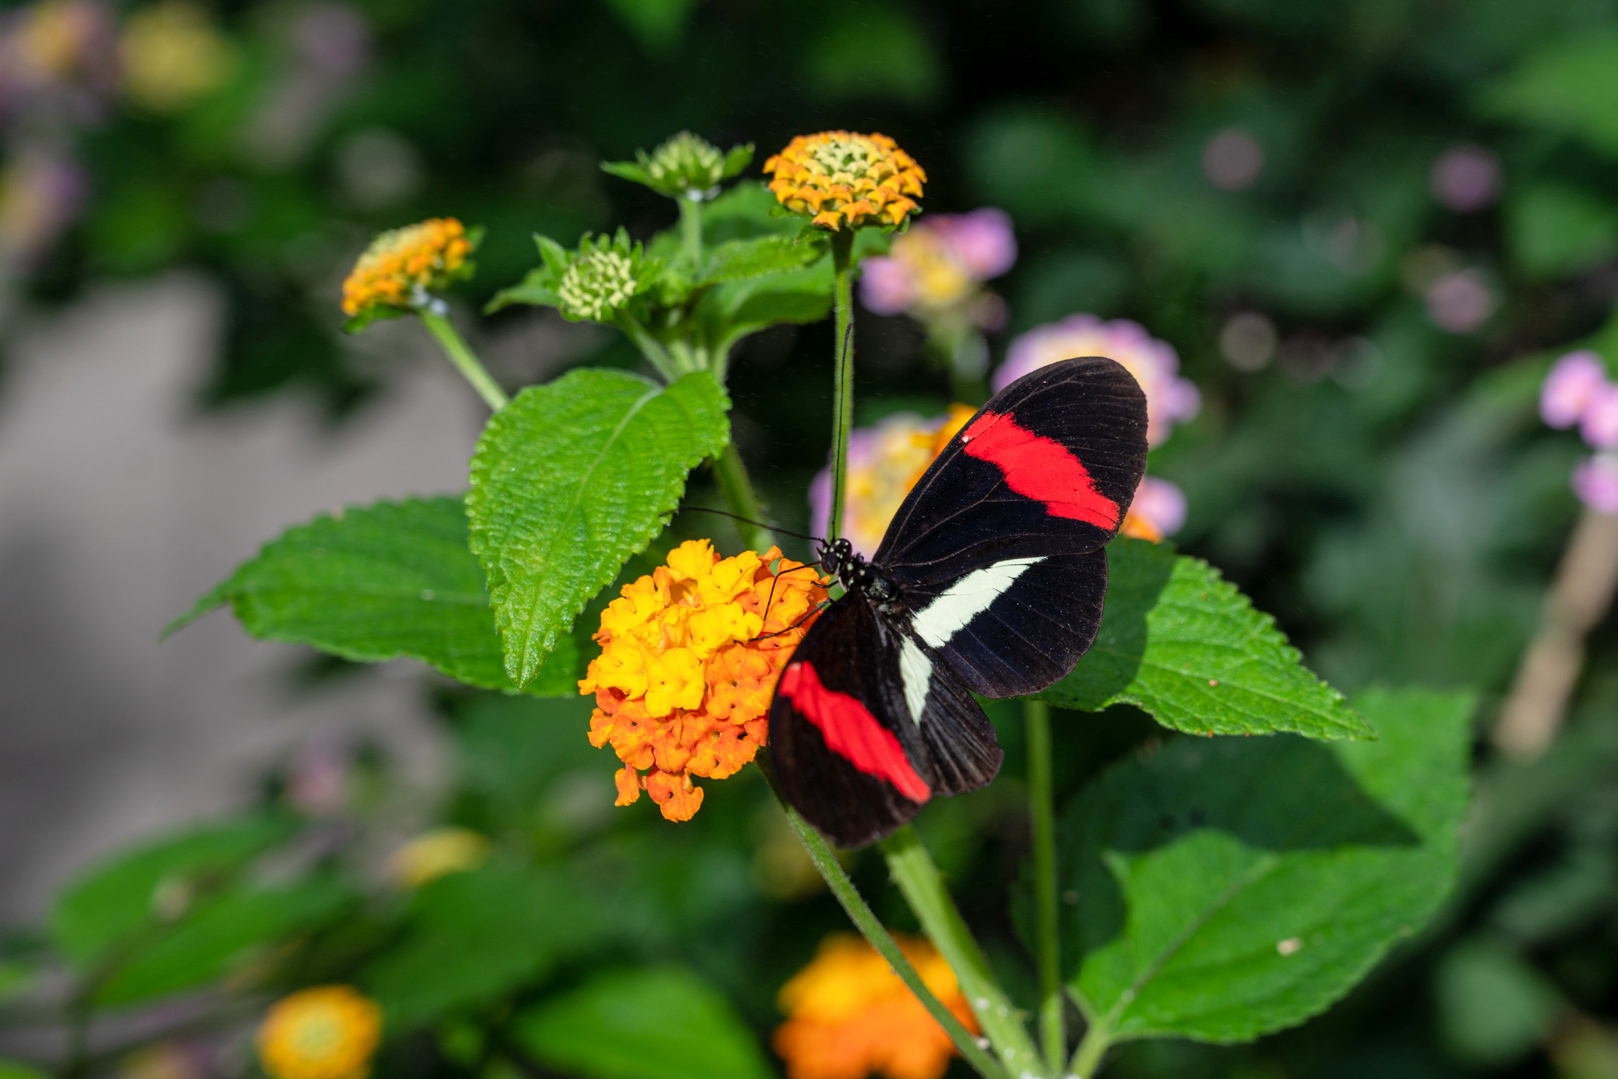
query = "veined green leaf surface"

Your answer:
(513, 967), (774, 1079)
(467, 368), (730, 687)
(698, 234), (824, 285)
(1065, 687), (1472, 1044)
(169, 498), (580, 696)
(1043, 539), (1373, 741)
